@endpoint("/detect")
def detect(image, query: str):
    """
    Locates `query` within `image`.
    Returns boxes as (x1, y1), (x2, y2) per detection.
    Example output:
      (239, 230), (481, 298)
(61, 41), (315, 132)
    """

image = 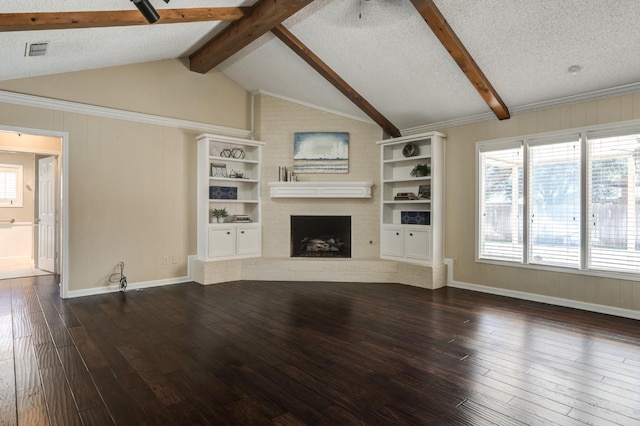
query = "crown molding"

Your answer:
(252, 90), (378, 126)
(401, 112), (494, 135)
(0, 90), (252, 139)
(402, 81), (640, 136)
